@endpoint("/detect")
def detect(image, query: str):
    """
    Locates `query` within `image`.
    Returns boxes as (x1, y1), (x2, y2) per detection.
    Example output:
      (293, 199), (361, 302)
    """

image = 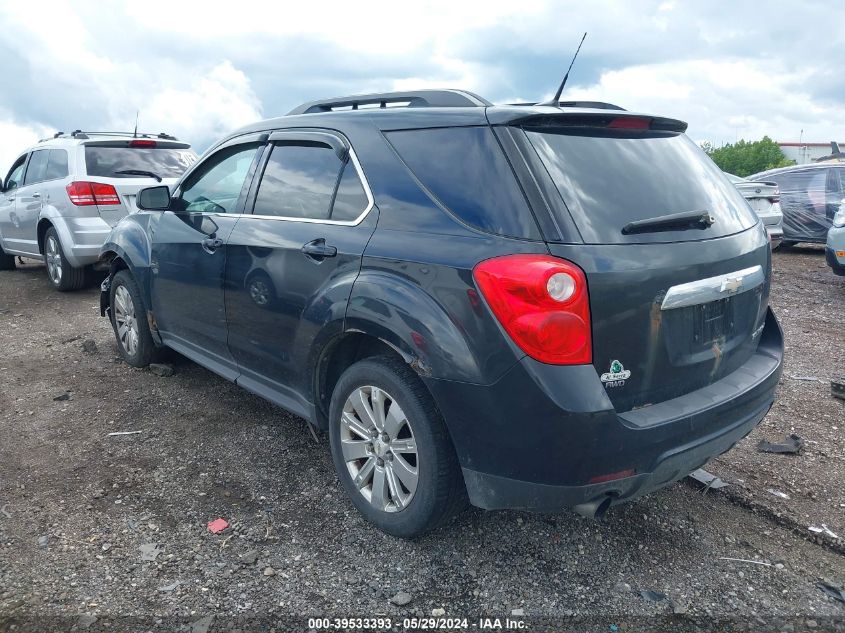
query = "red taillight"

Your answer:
(129, 139), (157, 147)
(607, 117), (650, 130)
(66, 181), (121, 206)
(472, 255), (592, 365)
